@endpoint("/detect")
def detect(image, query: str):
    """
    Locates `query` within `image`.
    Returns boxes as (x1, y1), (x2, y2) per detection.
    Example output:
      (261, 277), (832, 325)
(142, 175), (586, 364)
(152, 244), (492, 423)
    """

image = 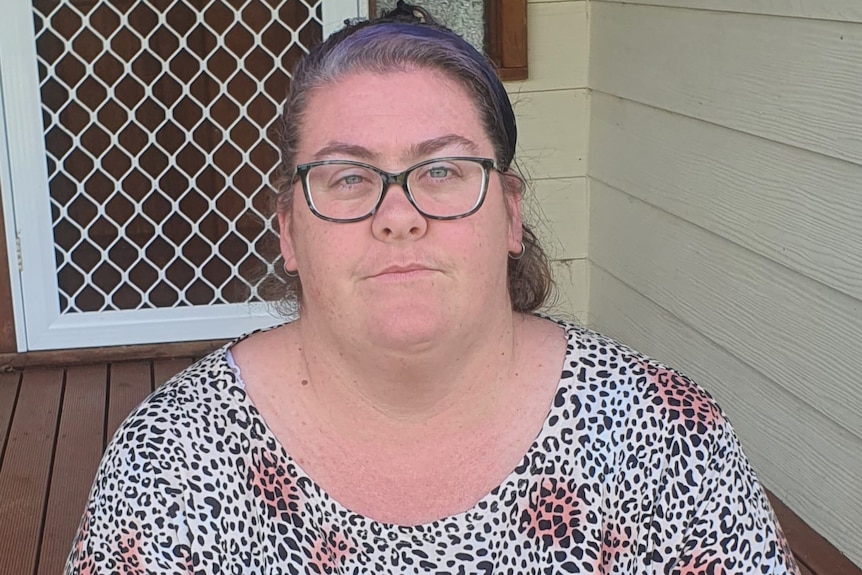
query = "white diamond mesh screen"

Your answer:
(33, 0), (322, 313)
